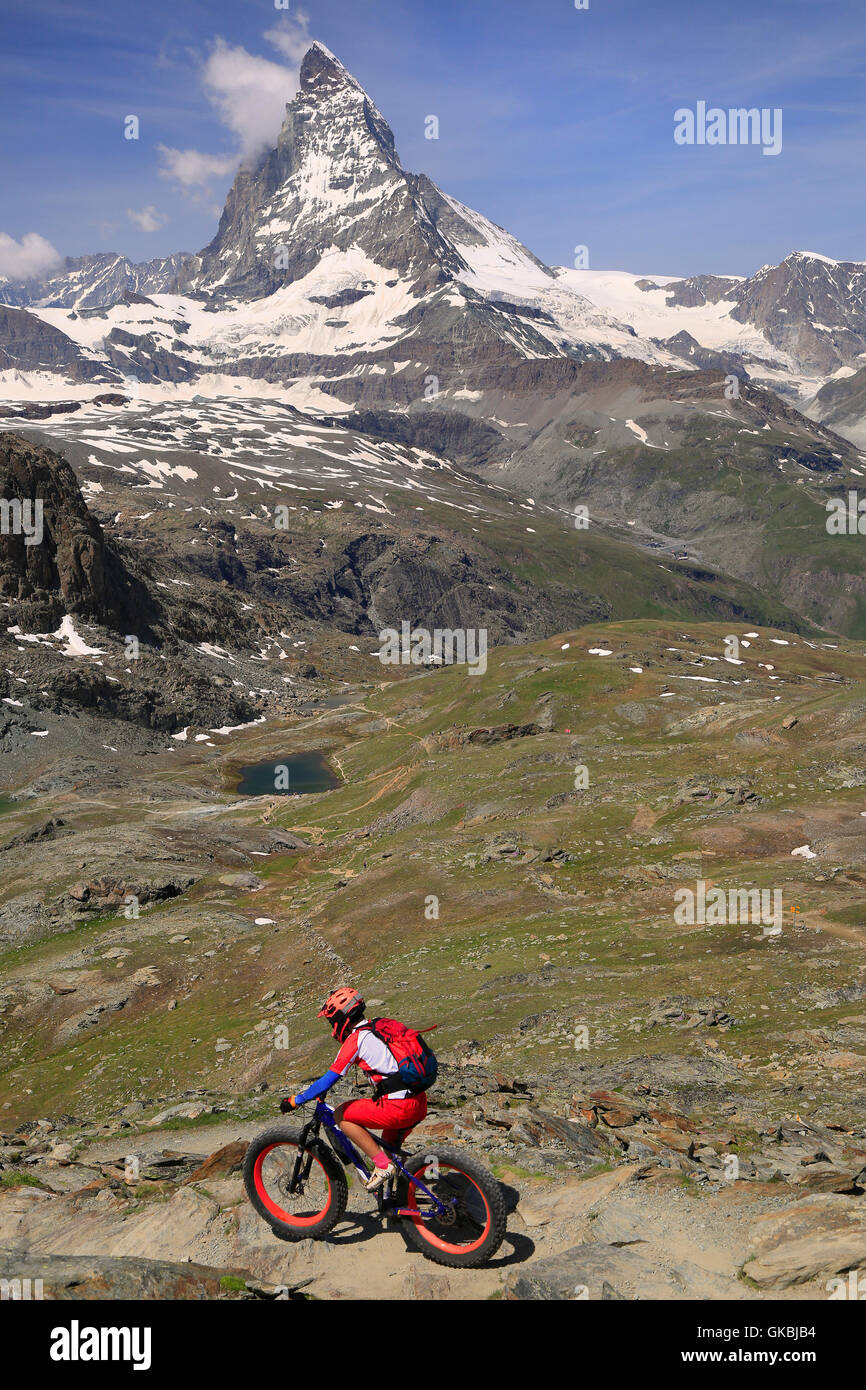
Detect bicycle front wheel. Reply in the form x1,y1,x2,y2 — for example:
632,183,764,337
244,1126,348,1241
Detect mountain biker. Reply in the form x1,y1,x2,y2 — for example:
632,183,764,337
280,987,429,1193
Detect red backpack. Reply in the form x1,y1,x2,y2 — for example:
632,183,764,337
361,1018,438,1096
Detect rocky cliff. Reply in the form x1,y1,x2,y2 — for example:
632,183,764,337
0,432,148,631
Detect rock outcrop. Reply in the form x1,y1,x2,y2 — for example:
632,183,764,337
0,305,113,381
0,432,151,631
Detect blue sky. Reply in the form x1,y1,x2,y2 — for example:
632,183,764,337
1,0,865,278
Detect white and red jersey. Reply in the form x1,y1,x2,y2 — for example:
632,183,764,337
332,1021,408,1099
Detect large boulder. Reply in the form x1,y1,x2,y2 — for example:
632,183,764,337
504,1242,680,1300
0,1250,260,1299
743,1194,866,1289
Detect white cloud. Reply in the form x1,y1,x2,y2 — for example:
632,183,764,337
0,231,62,281
201,36,299,158
159,15,313,195
157,146,238,192
264,11,313,66
126,205,168,233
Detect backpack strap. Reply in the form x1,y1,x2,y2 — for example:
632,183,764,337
355,1020,401,1095
374,1073,418,1099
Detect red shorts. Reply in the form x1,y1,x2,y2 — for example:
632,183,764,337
339,1093,428,1147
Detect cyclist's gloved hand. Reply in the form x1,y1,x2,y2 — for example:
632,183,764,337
280,1095,299,1114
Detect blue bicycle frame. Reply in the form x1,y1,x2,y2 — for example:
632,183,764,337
292,1098,451,1219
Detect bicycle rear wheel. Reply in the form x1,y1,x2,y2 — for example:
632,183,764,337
244,1126,348,1241
400,1148,506,1267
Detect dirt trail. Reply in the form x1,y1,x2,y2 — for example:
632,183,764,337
319,764,413,820
801,914,866,945
63,1123,505,1299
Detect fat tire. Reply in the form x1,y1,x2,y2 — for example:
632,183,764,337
400,1147,507,1268
244,1125,348,1241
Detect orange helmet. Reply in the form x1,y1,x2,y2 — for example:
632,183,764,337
318,986,365,1041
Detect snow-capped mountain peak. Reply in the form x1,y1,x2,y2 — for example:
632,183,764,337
186,41,471,302
4,46,866,441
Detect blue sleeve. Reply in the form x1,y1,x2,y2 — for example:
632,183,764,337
294,1069,340,1106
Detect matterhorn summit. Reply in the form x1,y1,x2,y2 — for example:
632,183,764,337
186,42,541,304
